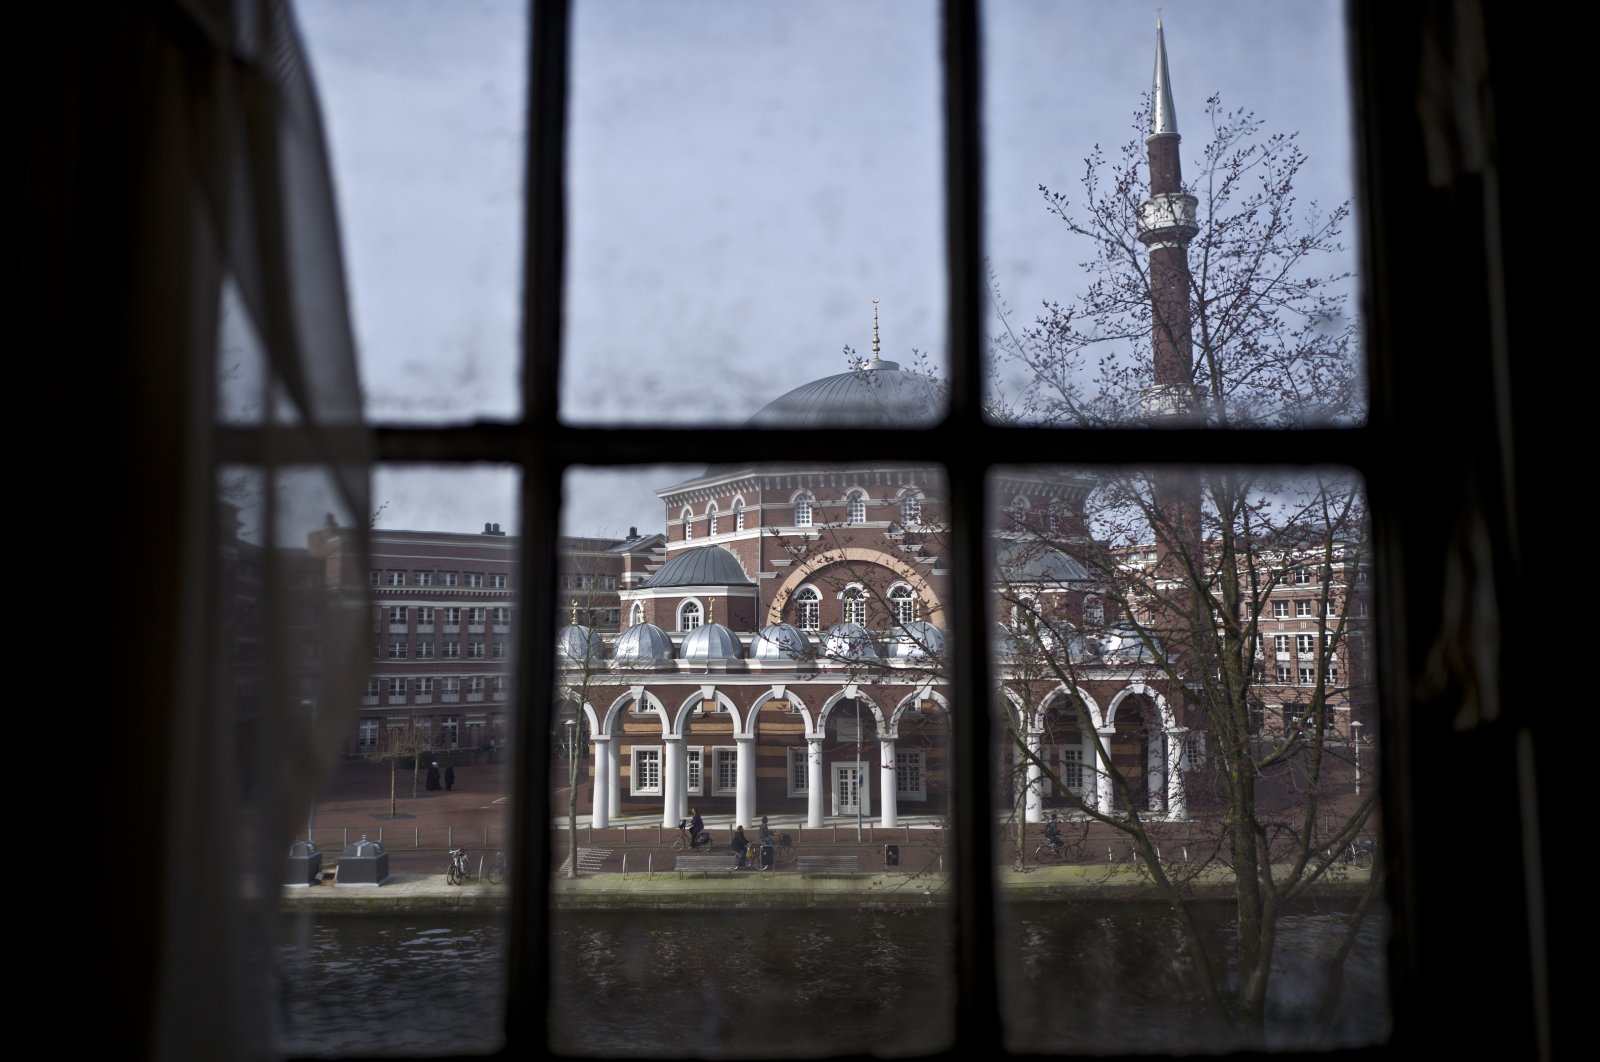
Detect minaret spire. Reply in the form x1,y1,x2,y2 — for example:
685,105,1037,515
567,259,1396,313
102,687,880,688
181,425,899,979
871,298,881,367
1150,16,1179,140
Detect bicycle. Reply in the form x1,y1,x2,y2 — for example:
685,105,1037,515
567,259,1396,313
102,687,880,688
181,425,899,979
1032,836,1085,864
760,831,796,866
446,847,469,886
486,850,507,884
670,822,712,852
1334,837,1375,871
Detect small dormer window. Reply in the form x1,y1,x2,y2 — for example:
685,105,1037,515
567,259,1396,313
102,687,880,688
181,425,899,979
795,493,814,527
734,500,745,532
707,503,718,536
900,492,922,526
679,600,703,631
682,507,694,540
847,490,867,525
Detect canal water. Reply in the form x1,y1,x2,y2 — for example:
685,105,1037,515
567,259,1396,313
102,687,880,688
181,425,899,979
276,902,1388,1056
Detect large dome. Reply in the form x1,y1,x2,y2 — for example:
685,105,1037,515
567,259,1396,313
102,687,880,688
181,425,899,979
643,545,752,588
748,361,943,428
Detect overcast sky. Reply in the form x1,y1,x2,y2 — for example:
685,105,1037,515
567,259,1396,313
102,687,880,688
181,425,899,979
289,0,1354,539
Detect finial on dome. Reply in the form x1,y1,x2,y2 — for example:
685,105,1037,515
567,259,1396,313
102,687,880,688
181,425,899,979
708,598,716,623
570,598,578,624
871,298,881,366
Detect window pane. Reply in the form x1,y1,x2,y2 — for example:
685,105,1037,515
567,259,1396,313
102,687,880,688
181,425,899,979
990,465,1387,1052
982,3,1361,427
563,3,947,425
297,2,527,423
551,465,955,1056
274,466,519,1057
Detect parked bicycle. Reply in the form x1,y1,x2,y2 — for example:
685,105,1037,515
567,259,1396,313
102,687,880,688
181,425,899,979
1332,837,1376,871
486,850,507,884
446,847,470,886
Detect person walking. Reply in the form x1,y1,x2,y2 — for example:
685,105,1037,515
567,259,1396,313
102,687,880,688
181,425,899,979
425,761,441,791
444,764,456,792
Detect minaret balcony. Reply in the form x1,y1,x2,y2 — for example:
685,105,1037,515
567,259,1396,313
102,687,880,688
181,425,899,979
1137,192,1199,246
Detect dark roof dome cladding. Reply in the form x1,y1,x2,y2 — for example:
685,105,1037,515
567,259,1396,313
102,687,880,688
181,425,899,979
748,361,943,428
644,545,752,588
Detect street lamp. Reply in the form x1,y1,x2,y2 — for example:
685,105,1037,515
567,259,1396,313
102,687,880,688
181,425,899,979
1351,719,1364,796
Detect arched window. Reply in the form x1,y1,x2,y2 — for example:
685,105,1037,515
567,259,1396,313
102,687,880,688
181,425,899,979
889,583,916,625
795,585,821,631
678,599,703,631
1044,501,1060,535
682,507,694,540
707,503,718,536
1010,495,1030,530
733,499,745,532
900,491,922,526
1084,595,1104,626
629,602,645,627
794,492,814,527
846,489,867,524
841,585,866,626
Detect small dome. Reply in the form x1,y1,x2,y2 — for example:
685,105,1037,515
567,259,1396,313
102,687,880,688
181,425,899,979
886,620,946,660
680,622,745,661
612,622,676,662
751,623,813,661
1096,624,1160,664
556,624,605,663
644,546,752,588
748,361,943,428
821,621,879,661
994,541,1092,583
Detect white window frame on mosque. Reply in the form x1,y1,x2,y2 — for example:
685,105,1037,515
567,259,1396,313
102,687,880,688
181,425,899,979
895,749,926,800
846,489,867,525
795,585,821,631
678,598,703,631
629,602,645,627
889,582,915,625
713,747,738,795
793,491,814,527
685,746,703,796
899,490,922,526
1061,747,1085,793
787,748,809,797
630,746,662,796
707,503,719,536
733,498,746,531
841,583,867,626
681,507,694,540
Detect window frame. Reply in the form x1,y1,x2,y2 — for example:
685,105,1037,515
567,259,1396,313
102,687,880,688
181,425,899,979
271,5,1549,1059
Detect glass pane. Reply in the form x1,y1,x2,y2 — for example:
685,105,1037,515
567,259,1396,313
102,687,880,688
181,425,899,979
989,464,1387,1052
297,2,527,423
564,4,947,425
274,465,520,1057
982,3,1361,426
550,465,955,1056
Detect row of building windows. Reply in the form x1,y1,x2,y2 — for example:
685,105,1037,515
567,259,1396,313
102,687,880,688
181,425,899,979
365,676,507,698
630,746,927,800
371,570,509,589
377,606,511,626
559,573,617,590
681,491,926,538
375,639,508,660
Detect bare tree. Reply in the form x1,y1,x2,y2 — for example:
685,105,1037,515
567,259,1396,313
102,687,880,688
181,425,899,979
365,713,432,820
988,94,1376,1045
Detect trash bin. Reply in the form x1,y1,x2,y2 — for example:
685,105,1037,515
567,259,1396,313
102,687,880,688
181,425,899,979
759,843,775,871
884,844,900,867
284,840,321,887
337,835,390,886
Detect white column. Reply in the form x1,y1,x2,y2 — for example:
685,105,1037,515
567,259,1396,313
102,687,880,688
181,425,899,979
1095,727,1117,816
591,735,611,828
879,737,898,828
1147,733,1166,812
806,737,825,827
735,734,756,830
604,738,620,823
1025,728,1044,823
662,735,683,827
1165,727,1188,821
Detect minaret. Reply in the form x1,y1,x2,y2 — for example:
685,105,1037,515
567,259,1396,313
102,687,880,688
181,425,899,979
1136,17,1199,418
1137,19,1203,613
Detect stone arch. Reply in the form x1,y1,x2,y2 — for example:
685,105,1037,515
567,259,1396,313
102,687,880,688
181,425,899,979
1106,682,1175,730
817,686,884,737
672,686,742,736
1036,686,1106,731
599,687,668,737
747,687,811,736
766,547,945,626
889,687,949,735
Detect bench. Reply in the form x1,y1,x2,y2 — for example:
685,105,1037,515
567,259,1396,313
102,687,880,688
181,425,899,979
676,853,737,878
797,854,859,876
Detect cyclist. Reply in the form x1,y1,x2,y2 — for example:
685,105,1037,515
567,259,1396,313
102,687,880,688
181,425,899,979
1044,813,1064,852
688,808,706,849
731,824,748,869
